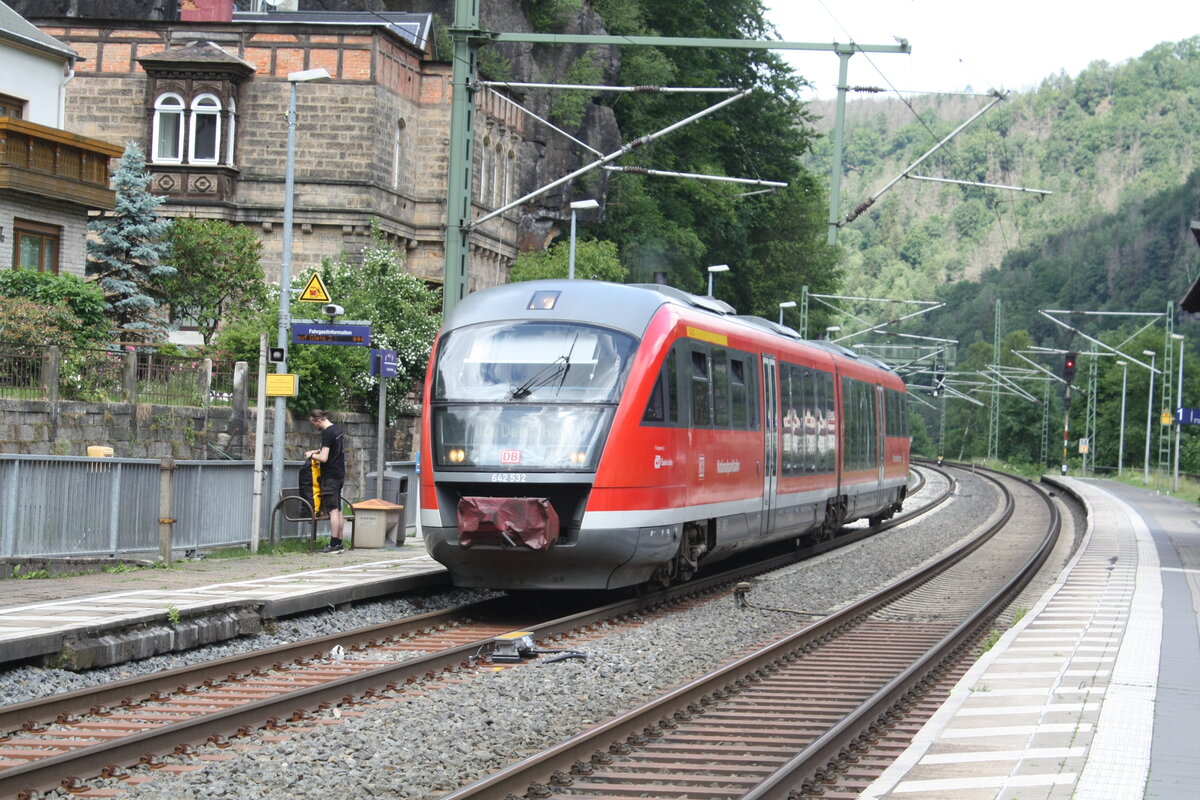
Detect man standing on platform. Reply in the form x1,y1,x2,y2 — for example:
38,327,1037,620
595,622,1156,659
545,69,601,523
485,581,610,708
305,409,347,553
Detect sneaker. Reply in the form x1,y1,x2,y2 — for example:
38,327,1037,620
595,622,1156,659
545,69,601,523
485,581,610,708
319,542,344,554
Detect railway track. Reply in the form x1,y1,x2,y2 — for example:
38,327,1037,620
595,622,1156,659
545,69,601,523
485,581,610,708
442,465,1060,799
0,465,954,799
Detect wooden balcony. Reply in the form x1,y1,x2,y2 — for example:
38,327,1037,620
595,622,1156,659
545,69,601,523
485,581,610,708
0,117,123,210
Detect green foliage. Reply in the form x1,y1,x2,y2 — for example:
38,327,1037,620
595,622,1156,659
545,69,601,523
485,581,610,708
86,141,174,341
212,228,441,421
520,0,583,31
587,0,835,320
549,50,604,128
509,239,628,283
0,271,107,344
162,218,266,346
0,297,87,349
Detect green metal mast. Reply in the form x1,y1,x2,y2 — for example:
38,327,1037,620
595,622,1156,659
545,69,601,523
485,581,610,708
1085,356,1097,476
1159,304,1174,473
987,298,1001,460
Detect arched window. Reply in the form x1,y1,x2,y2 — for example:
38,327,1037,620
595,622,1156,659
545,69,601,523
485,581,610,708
225,97,237,166
492,143,502,207
189,94,221,164
479,136,491,202
151,93,184,163
392,118,406,190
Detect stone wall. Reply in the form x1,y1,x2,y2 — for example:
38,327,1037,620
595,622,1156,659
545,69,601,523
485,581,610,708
0,194,92,278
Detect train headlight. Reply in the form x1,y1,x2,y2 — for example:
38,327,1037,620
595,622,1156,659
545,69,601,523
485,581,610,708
448,447,467,463
569,451,588,465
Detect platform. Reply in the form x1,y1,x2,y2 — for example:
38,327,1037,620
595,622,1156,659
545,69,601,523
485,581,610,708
863,476,1200,799
0,538,447,669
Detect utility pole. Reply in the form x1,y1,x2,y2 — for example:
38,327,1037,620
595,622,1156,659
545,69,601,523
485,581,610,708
1084,357,1097,476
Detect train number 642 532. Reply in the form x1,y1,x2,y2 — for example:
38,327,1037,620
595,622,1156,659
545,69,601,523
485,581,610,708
490,473,528,483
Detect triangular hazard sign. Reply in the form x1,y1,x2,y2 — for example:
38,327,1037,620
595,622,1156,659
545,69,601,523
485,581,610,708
298,273,331,303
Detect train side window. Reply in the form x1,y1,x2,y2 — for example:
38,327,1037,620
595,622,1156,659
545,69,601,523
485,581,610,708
712,348,730,427
667,347,679,423
730,358,747,428
690,348,711,426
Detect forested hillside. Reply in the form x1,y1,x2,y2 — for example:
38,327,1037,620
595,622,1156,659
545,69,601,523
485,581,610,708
806,37,1200,348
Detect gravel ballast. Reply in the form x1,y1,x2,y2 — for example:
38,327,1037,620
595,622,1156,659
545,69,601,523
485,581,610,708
16,469,1029,800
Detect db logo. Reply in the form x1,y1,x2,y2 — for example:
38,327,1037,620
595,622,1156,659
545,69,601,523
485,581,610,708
500,449,521,464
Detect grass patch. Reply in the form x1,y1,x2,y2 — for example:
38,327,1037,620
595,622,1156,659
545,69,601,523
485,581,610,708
256,538,325,556
203,546,253,560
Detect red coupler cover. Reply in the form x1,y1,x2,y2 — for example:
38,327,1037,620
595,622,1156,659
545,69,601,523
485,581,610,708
457,497,560,550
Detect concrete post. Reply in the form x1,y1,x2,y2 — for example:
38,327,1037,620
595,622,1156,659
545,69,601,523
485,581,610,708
158,457,175,564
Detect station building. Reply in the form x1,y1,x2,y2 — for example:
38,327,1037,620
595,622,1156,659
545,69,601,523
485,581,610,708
20,0,531,292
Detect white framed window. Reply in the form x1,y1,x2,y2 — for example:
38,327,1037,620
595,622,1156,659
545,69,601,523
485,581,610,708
188,93,221,164
151,92,184,163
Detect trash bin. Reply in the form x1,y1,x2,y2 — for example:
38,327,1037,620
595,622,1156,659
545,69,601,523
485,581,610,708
366,470,409,538
350,499,404,548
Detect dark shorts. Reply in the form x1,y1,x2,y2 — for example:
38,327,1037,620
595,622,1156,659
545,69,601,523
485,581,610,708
319,478,344,515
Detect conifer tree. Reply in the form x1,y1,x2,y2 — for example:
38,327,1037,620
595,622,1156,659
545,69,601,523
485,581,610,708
86,142,175,341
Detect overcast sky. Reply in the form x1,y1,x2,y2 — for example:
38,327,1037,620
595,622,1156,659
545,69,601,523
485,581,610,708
764,0,1195,100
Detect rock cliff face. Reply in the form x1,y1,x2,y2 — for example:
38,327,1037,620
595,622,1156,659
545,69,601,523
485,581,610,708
402,0,623,252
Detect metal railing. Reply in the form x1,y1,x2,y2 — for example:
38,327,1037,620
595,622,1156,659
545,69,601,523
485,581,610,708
0,342,254,406
0,454,420,560
0,455,300,558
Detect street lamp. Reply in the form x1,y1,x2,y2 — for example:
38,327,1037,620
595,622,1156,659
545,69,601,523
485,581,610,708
567,199,599,280
1172,333,1184,492
778,300,796,325
270,67,332,537
1116,360,1127,476
707,264,729,297
1143,349,1156,486
826,325,841,340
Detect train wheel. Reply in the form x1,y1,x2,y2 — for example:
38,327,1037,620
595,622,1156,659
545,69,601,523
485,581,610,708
816,499,844,543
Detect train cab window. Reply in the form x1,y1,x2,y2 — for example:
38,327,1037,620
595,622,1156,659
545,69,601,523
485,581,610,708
691,349,711,426
643,347,680,425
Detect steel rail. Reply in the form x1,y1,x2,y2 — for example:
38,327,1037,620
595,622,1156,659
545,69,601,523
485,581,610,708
1,466,950,798
440,466,1021,800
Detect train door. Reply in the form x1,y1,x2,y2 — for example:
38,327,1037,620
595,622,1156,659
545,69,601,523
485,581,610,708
760,355,779,535
875,384,886,496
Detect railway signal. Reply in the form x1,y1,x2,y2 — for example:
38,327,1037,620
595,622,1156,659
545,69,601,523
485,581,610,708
1063,352,1078,384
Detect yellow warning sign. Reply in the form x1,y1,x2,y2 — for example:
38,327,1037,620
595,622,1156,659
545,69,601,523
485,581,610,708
1161,410,1174,425
266,374,299,397
298,273,331,303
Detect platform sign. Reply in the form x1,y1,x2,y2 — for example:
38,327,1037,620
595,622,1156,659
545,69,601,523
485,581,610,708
266,373,299,397
292,322,372,346
1176,407,1200,425
370,349,398,377
1078,437,1089,455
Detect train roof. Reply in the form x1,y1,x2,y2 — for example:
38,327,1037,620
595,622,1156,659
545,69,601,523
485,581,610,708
446,280,895,374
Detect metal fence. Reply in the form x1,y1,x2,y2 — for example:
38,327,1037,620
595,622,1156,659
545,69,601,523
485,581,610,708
0,454,419,559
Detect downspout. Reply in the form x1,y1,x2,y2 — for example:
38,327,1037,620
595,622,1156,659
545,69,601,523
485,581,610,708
59,58,76,129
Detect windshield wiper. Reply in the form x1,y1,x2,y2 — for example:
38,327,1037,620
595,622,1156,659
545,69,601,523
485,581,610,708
510,355,569,399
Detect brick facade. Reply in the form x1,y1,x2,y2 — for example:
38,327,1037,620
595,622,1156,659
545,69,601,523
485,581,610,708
0,193,90,278
39,17,528,289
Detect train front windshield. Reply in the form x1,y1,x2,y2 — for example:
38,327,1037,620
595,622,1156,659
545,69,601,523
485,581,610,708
431,321,637,471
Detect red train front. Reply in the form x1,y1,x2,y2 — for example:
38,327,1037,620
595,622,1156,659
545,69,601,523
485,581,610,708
419,280,909,590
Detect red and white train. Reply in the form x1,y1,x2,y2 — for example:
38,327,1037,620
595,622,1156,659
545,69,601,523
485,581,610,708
419,280,910,590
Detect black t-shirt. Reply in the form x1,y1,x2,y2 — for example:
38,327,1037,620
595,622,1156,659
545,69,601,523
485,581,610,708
320,423,346,481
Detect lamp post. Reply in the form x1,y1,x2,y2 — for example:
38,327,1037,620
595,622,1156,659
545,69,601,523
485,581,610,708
1143,349,1156,486
778,300,796,325
1172,333,1184,492
567,199,599,280
706,264,729,297
1116,360,1127,476
270,67,331,535
825,325,841,340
